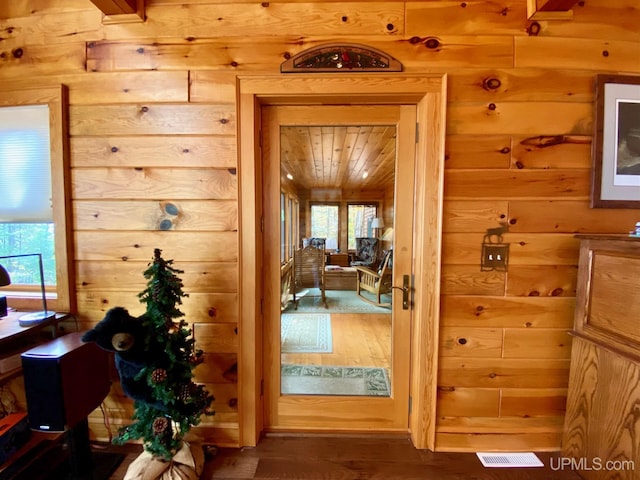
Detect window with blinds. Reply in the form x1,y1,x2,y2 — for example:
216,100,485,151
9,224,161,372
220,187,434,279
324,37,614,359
0,104,56,286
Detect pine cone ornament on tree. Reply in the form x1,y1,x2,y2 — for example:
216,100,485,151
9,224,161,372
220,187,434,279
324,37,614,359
178,384,191,402
151,368,167,383
152,416,169,435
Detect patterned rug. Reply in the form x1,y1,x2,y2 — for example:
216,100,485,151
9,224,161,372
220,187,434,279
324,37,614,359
281,364,391,396
284,288,392,314
281,313,332,353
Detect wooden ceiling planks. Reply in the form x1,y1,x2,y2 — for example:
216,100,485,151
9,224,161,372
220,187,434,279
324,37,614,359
280,125,396,193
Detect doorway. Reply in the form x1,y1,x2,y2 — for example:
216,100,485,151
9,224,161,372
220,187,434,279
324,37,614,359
237,75,446,449
263,105,415,431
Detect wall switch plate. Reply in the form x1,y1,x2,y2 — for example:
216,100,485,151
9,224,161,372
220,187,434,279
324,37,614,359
481,244,509,271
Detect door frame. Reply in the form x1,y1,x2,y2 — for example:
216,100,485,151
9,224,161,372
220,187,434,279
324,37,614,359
237,74,446,450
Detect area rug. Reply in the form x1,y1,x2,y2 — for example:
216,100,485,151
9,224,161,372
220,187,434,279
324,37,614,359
281,364,390,396
284,288,392,314
281,313,332,353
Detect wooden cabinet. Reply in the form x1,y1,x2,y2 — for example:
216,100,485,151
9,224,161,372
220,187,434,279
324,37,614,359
562,235,640,480
325,253,351,267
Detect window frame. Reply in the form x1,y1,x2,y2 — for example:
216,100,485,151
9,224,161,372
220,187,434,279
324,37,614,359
0,86,75,314
309,202,340,251
347,202,379,251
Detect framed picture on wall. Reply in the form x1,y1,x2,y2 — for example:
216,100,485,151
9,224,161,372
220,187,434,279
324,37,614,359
591,74,640,208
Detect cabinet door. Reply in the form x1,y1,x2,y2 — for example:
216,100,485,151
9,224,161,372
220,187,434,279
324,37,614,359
563,337,640,480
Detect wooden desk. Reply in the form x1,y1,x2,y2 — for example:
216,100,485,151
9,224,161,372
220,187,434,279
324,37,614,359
0,311,69,384
0,312,71,477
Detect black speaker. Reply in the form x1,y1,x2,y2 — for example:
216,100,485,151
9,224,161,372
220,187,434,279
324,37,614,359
21,332,111,432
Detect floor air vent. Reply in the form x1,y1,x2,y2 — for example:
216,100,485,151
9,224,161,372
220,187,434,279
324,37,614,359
476,452,544,468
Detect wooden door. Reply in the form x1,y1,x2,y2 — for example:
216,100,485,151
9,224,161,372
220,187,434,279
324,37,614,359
262,104,416,432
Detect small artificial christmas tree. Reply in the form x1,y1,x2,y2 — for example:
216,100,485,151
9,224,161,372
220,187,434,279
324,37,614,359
114,248,214,461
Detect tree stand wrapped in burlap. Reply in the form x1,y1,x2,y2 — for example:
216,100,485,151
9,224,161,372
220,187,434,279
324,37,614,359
124,439,204,480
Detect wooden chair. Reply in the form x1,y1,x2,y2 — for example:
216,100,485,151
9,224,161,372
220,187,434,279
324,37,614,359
354,249,393,307
280,257,295,311
293,238,327,308
350,237,379,268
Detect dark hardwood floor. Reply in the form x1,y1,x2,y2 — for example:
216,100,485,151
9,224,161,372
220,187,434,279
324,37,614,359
108,434,585,479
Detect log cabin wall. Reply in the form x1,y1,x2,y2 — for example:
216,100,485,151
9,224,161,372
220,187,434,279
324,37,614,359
1,0,640,451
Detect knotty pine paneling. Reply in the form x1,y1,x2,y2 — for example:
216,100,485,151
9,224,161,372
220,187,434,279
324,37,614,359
86,36,515,73
502,328,572,359
0,0,91,17
445,169,590,199
501,388,568,417
0,43,86,78
200,383,239,423
440,296,575,329
440,265,505,296
0,9,102,48
506,265,578,297
437,387,500,417
544,0,640,43
437,416,565,434
74,231,238,262
445,135,511,169
439,358,570,388
446,69,595,103
76,291,238,323
195,353,238,384
442,200,508,232
439,327,503,358
2,0,640,453
69,104,235,136
189,71,238,104
510,135,591,169
406,1,528,37
435,432,563,453
508,200,640,233
74,200,238,231
447,102,592,136
76,261,238,293
102,3,405,39
442,233,579,265
71,135,236,168
67,71,189,104
515,36,640,72
194,323,239,355
72,168,237,200
0,72,189,104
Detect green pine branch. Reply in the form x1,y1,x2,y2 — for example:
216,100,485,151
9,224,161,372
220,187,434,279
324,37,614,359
115,248,215,461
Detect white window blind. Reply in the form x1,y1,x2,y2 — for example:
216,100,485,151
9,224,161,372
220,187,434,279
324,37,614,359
0,105,52,222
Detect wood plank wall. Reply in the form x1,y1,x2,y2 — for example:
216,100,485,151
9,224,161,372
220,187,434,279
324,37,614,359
1,0,640,452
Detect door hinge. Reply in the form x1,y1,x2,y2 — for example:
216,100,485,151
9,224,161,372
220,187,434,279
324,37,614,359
260,378,264,396
409,395,412,414
415,123,419,143
260,215,264,233
260,297,264,315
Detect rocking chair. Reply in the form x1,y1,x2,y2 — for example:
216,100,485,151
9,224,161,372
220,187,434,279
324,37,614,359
293,237,327,308
354,249,393,307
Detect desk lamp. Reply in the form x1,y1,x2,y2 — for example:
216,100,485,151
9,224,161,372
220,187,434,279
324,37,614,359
0,254,56,326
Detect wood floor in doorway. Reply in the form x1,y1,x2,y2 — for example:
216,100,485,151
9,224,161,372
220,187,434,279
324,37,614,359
109,434,583,479
280,312,391,368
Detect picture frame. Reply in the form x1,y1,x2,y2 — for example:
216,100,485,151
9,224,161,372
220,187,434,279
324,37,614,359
591,74,640,208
